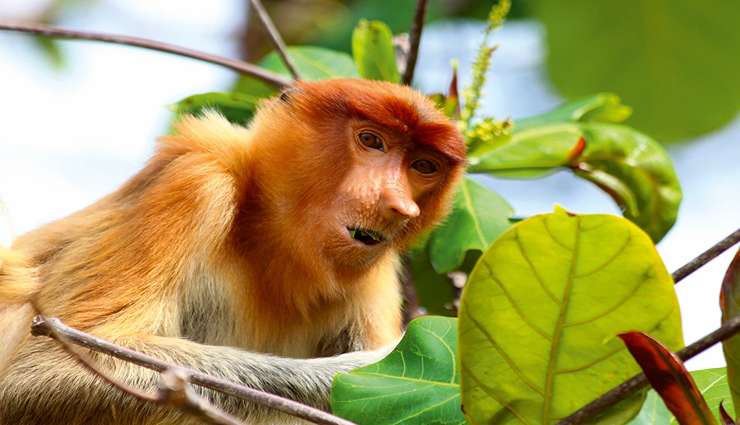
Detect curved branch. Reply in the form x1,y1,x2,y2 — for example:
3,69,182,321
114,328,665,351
0,21,291,88
401,0,428,85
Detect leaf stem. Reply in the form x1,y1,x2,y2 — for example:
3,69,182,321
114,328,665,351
401,0,428,85
673,228,740,283
247,0,301,80
0,20,291,88
557,314,740,425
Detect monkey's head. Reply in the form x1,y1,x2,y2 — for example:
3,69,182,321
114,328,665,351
247,79,465,277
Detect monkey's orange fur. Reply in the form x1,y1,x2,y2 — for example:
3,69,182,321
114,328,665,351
0,79,465,424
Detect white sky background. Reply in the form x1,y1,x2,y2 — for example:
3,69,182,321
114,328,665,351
0,0,738,369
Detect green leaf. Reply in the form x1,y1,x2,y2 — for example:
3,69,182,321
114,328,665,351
515,93,632,132
629,368,734,424
172,92,260,125
533,0,740,142
720,249,740,418
427,176,513,274
351,20,400,82
469,122,682,242
459,207,683,424
408,245,457,316
234,46,359,97
332,316,465,425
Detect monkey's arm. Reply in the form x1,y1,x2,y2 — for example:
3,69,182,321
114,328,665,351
0,325,387,424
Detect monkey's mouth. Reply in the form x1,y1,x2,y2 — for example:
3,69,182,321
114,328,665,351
347,227,386,246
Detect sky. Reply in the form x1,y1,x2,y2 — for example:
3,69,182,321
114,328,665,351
0,0,738,369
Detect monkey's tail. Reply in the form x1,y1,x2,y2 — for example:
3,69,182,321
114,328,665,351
0,247,40,305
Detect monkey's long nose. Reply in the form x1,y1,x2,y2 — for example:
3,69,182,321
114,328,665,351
381,186,420,220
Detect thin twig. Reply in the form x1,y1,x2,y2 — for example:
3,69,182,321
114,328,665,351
31,316,355,425
247,0,300,80
557,314,740,425
159,369,246,425
673,228,740,283
401,0,428,85
0,21,290,88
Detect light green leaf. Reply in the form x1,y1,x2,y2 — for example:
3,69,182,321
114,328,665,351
629,368,734,424
469,123,682,242
427,176,513,274
351,20,400,82
332,316,465,425
172,92,260,125
515,93,632,132
533,0,740,142
459,207,683,424
234,46,359,97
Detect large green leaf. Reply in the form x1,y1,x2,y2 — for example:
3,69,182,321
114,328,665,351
234,46,359,98
331,316,464,425
720,249,740,418
172,91,260,125
469,122,682,242
629,368,734,424
351,20,400,82
533,0,740,142
427,176,513,274
458,207,683,424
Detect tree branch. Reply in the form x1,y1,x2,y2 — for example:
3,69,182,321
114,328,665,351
247,0,301,80
401,0,428,85
0,21,291,88
557,313,740,424
673,228,740,283
31,315,356,425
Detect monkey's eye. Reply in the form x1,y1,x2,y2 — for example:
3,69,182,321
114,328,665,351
358,131,385,152
411,159,438,175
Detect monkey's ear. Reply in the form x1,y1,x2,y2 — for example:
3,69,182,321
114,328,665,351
279,87,298,103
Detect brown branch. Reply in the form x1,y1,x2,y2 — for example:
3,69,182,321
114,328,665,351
557,314,740,425
247,0,300,80
158,369,246,425
673,228,740,283
401,0,428,85
31,315,356,425
33,314,243,425
0,21,291,88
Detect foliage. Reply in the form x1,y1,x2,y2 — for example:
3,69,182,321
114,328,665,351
532,0,740,142
332,316,464,424
458,209,682,424
720,250,740,417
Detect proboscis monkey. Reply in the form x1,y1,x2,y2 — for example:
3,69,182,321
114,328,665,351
0,79,466,424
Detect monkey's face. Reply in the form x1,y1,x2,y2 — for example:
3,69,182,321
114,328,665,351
249,79,466,275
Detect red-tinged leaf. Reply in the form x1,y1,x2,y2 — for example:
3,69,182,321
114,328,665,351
567,136,587,162
721,249,740,421
447,65,461,120
720,401,735,425
619,331,719,425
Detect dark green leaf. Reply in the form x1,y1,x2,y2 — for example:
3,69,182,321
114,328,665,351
620,332,717,425
332,316,465,425
172,92,260,125
469,123,682,242
408,245,457,316
427,176,513,273
459,207,684,424
533,0,740,142
351,20,400,82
